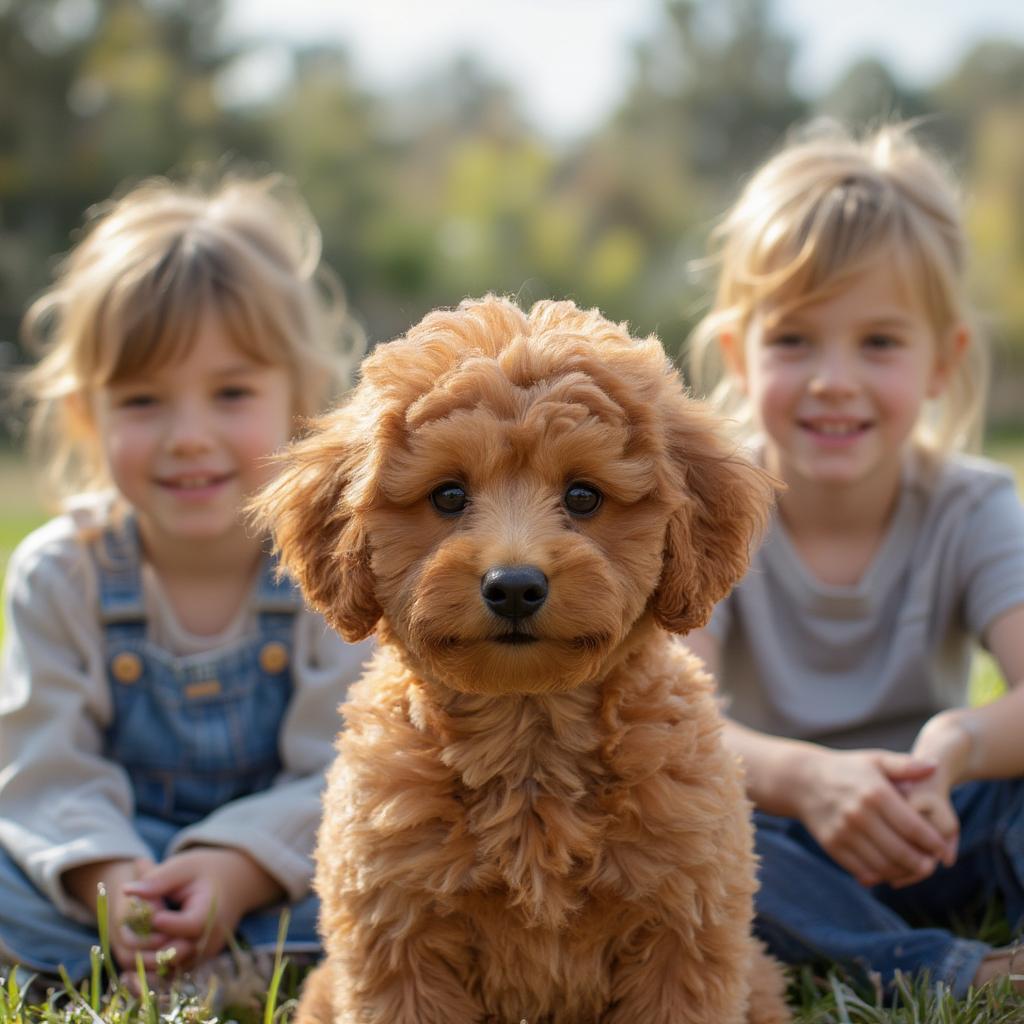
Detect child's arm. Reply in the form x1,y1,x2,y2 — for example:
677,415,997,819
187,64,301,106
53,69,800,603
910,603,1024,794
685,626,950,888
916,604,1024,776
904,472,1024,860
0,525,154,916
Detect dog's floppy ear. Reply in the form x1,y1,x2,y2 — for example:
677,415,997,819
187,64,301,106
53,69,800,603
251,405,381,642
652,399,777,634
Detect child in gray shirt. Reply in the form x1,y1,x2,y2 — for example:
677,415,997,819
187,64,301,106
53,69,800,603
684,122,1024,997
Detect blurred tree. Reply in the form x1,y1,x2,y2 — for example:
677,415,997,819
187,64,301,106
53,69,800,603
816,58,929,126
0,0,98,347
636,0,804,179
357,56,561,341
0,0,233,357
559,0,807,353
960,101,1024,422
936,41,1024,113
969,105,1024,330
932,42,1024,362
257,46,387,321
78,0,229,177
917,41,1024,167
2,0,1024,438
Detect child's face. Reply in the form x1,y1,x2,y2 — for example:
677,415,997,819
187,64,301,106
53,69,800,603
734,262,953,491
92,317,293,549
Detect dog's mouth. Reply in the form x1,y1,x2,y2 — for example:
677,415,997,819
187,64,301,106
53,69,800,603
492,629,539,646
427,631,539,650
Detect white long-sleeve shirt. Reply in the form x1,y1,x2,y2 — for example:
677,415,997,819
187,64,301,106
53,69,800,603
0,499,372,923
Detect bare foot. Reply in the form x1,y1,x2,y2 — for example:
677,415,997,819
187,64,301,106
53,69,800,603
973,945,1024,992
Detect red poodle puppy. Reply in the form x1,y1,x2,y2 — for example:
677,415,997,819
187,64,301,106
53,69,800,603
254,296,790,1023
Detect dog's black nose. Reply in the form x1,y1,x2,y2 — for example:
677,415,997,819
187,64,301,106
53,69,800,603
481,566,548,620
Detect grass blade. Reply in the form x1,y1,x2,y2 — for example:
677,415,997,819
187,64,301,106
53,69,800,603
263,909,291,1024
88,946,101,1011
134,953,154,1024
56,966,106,1024
95,884,117,991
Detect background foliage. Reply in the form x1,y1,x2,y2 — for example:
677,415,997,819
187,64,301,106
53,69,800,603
2,0,1024,430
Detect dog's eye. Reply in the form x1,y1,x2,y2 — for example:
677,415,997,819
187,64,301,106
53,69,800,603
564,482,602,517
430,482,468,515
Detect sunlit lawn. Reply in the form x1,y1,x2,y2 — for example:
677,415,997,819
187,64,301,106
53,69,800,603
0,453,46,640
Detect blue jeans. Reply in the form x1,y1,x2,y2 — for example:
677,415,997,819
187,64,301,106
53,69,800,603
0,814,319,981
754,779,1024,997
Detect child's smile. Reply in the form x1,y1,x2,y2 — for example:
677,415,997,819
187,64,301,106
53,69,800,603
154,470,236,501
797,416,874,444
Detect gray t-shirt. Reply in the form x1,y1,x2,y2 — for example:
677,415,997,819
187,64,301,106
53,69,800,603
708,451,1024,752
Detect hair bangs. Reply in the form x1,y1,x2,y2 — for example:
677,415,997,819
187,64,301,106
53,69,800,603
742,177,907,326
96,229,295,386
97,250,208,386
207,249,305,371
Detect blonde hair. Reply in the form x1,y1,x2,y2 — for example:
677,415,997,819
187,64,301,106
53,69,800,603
688,121,988,452
18,172,363,502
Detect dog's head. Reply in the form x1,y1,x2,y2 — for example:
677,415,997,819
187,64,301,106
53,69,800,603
253,296,774,694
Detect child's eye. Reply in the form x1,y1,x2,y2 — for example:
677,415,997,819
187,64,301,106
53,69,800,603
217,386,254,401
767,332,807,349
119,394,157,409
864,333,901,350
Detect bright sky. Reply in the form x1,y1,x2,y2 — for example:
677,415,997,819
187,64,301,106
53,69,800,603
220,0,1024,139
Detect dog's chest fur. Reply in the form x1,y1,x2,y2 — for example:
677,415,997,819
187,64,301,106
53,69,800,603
323,640,747,1018
433,679,610,927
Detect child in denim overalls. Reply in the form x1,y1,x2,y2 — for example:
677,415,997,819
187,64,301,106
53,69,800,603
0,173,371,983
682,122,1024,996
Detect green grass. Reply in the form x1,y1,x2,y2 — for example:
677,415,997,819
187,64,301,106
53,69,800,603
790,973,1023,1023
0,514,47,572
0,455,47,641
0,948,310,1024
787,897,1024,1021
2,956,1022,1024
0,905,309,1024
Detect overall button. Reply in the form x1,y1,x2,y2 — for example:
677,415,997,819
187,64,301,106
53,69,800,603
111,651,143,684
259,641,289,674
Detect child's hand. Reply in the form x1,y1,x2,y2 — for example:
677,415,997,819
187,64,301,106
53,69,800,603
893,774,959,885
797,748,951,888
893,710,974,885
64,857,181,973
124,847,284,970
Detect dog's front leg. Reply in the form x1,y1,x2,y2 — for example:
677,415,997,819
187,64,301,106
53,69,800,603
603,921,752,1024
293,963,335,1024
310,909,484,1024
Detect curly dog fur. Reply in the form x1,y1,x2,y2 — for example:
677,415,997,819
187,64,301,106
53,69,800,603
254,296,791,1023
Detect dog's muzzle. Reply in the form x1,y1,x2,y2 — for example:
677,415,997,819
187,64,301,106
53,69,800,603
480,565,548,620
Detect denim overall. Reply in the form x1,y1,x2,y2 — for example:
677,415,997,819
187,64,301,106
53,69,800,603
0,519,320,980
